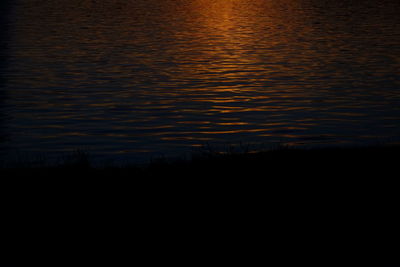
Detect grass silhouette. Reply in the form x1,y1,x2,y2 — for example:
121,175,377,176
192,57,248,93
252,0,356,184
1,143,398,178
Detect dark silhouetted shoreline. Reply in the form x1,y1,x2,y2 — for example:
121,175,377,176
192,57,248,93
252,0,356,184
1,144,399,267
1,143,399,178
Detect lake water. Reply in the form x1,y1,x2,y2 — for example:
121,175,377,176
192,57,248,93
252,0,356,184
1,0,400,163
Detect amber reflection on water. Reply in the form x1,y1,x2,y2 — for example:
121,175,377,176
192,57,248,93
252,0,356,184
1,0,400,161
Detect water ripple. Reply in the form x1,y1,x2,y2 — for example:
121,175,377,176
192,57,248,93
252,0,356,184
1,0,400,162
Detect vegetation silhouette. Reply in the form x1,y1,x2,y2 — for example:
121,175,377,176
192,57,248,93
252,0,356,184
1,144,398,178
1,146,398,267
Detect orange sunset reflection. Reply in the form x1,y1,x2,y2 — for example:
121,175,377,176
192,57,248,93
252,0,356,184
175,0,267,80
5,0,399,158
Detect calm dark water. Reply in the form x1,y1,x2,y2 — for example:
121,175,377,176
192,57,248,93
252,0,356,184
1,0,400,163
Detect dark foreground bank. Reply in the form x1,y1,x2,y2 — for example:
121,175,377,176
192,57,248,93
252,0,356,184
1,145,399,267
1,144,399,178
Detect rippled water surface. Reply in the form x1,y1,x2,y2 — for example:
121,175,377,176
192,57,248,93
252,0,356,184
1,0,400,162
